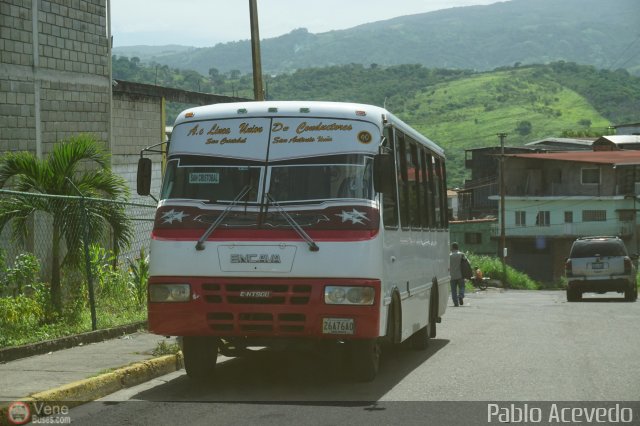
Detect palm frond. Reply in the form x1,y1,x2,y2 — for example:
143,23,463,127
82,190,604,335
0,196,39,244
0,151,50,191
88,199,134,250
76,169,130,200
49,134,109,187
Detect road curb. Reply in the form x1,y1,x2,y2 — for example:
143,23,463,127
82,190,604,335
0,352,183,425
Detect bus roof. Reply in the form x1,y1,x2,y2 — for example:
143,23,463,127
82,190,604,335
174,101,444,158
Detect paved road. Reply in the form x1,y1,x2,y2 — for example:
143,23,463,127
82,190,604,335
68,289,640,425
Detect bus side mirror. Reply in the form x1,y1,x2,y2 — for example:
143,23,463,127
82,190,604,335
373,153,394,194
137,157,152,196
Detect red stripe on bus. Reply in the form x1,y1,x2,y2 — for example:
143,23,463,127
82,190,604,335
151,228,379,241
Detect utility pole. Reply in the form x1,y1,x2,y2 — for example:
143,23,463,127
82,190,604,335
498,132,508,288
248,0,264,101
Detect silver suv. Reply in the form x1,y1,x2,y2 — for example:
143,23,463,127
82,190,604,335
565,236,638,302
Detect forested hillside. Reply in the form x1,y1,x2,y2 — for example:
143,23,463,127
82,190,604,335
113,0,640,76
113,58,640,186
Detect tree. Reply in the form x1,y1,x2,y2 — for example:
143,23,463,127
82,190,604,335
208,67,224,87
516,120,533,136
0,134,133,314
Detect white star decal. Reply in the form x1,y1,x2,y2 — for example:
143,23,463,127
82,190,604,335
336,209,369,225
162,209,189,224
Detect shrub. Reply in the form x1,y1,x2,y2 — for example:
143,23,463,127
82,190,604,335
127,247,149,307
0,252,42,297
468,254,540,290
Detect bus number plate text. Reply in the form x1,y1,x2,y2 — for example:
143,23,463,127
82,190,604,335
322,318,354,335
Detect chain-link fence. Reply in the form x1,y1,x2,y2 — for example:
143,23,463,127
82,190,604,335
0,189,156,336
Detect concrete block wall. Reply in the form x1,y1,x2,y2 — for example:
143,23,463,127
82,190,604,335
0,0,113,273
1,1,241,271
112,91,164,203
0,0,110,157
0,0,37,153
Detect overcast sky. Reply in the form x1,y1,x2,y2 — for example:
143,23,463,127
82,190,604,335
110,0,504,47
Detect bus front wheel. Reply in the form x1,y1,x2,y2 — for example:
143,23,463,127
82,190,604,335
182,336,219,380
349,339,381,382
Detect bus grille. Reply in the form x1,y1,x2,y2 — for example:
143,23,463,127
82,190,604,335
202,283,312,305
202,283,311,334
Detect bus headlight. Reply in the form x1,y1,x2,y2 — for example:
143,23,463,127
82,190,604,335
324,286,375,305
149,284,191,302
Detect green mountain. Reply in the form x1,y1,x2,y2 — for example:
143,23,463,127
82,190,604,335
113,0,640,76
113,59,640,187
404,66,612,186
263,62,638,186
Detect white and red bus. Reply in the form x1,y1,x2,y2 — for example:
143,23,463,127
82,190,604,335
137,101,450,381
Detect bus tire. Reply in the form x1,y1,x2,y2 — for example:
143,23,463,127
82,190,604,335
429,281,439,338
183,336,219,380
349,339,381,382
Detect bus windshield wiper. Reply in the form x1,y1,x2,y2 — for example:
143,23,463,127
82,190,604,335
195,185,252,251
265,193,319,252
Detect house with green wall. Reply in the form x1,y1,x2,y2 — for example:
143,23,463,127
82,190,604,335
449,218,498,256
489,149,640,283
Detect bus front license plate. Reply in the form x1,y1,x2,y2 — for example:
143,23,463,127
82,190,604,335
323,318,354,335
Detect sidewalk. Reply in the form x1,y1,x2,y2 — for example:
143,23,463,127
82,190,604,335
0,331,181,403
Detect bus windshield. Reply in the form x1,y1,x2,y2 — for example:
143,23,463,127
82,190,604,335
160,154,374,205
267,154,374,203
161,158,262,203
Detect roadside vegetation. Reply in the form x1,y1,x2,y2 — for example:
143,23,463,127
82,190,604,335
467,254,540,290
0,246,148,348
0,134,133,315
467,253,640,291
0,135,147,349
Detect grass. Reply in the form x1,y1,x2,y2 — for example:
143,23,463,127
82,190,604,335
402,68,610,186
0,247,148,349
465,255,640,291
467,254,540,290
0,303,147,348
152,340,181,356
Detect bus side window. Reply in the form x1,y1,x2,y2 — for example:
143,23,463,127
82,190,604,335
419,148,430,229
424,152,436,228
382,127,398,229
433,157,443,228
397,132,409,230
439,160,449,228
409,142,421,230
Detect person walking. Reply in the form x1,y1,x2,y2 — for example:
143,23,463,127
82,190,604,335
449,242,465,306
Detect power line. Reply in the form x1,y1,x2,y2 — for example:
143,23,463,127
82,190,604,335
608,33,640,70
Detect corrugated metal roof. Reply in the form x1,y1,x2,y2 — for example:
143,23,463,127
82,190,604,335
597,135,640,145
505,150,640,166
525,137,594,147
